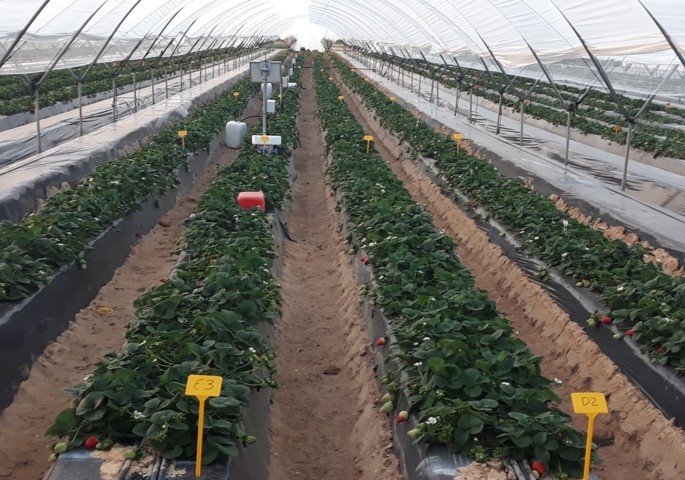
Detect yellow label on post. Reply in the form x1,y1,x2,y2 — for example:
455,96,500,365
453,133,463,141
233,91,240,97
571,392,607,480
186,374,223,478
178,130,188,148
390,96,396,103
186,374,222,397
613,124,622,133
571,392,608,415
328,76,333,81
338,95,344,102
364,135,374,154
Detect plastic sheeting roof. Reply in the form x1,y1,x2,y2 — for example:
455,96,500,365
0,0,287,75
1,0,684,85
310,0,685,68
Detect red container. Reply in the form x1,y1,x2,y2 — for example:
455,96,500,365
237,191,266,212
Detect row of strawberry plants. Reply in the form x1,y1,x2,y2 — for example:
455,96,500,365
0,48,256,116
314,58,586,477
373,54,685,159
0,72,270,302
332,54,685,374
46,64,301,464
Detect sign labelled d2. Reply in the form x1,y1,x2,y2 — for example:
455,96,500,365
571,392,608,415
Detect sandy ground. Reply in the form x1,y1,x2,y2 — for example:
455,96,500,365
268,60,400,480
334,67,685,480
0,99,262,480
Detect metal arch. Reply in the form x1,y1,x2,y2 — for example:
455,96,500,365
0,0,52,69
309,4,386,41
309,7,381,41
637,0,685,71
310,0,408,43
76,0,145,81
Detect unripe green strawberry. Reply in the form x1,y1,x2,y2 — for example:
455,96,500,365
48,453,58,463
53,443,68,454
123,449,137,460
380,401,394,414
407,428,422,438
381,393,392,403
245,436,257,445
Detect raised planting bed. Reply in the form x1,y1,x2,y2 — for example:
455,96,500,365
0,75,264,411
330,54,685,427
43,60,301,480
359,52,685,160
314,56,587,479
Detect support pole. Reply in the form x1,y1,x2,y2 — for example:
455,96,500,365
564,109,572,166
621,122,633,190
180,65,184,91
133,72,137,113
151,68,155,105
520,102,525,146
35,88,41,153
78,80,83,136
112,77,117,123
469,88,473,121
454,86,459,116
165,72,169,98
496,92,503,134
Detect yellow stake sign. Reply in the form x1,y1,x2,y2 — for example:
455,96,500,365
186,375,223,478
338,95,344,102
390,96,396,103
328,76,333,81
453,132,464,155
613,124,622,133
178,130,188,148
363,135,374,154
571,392,608,480
233,91,240,98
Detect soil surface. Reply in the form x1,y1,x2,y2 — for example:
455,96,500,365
268,59,400,480
0,98,262,480
334,66,685,480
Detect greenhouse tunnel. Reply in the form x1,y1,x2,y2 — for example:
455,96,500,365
1,1,685,480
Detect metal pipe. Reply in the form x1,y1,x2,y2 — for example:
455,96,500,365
564,110,572,166
469,87,473,121
35,88,41,153
78,80,83,136
520,101,525,146
132,72,138,113
496,92,503,134
112,77,117,122
621,122,633,190
151,68,155,105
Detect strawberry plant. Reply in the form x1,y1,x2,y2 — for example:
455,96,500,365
0,75,264,302
315,57,586,476
46,61,301,463
331,54,685,375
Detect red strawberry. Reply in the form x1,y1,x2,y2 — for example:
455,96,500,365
600,316,612,324
209,259,217,263
657,347,664,353
159,277,167,283
531,460,545,474
84,436,98,449
396,410,409,423
626,329,635,336
361,256,369,264
471,201,478,209
375,337,386,346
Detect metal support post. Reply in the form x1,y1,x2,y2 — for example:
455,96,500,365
621,122,633,190
78,80,84,136
133,72,137,113
469,88,473,121
496,92,503,134
35,88,41,153
520,102,525,146
564,109,572,166
112,77,117,122
151,68,155,105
